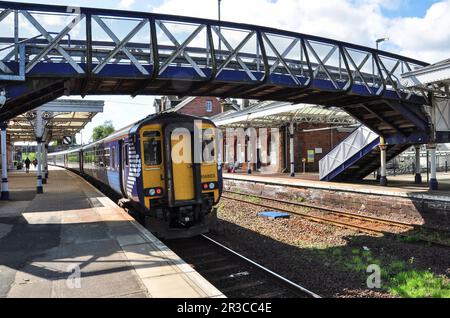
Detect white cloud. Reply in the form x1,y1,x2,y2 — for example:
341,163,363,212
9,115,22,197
118,0,135,9
389,0,450,62
151,0,450,63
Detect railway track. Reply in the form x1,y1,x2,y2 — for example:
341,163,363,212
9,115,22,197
222,191,450,247
164,234,321,299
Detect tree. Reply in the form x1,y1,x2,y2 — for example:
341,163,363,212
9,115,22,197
92,121,115,141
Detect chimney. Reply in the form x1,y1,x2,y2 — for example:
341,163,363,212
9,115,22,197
241,99,250,110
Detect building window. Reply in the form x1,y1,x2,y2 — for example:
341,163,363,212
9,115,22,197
206,100,213,113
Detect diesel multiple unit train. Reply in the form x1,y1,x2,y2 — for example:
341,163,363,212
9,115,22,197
49,113,223,238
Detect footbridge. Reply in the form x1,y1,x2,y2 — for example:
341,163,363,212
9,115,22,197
0,1,430,125
0,1,447,190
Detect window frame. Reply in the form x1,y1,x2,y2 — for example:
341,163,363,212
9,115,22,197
206,100,213,113
142,130,162,167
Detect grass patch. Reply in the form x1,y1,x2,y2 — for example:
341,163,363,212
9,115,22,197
389,271,450,298
397,229,450,247
320,247,450,298
246,196,262,204
294,196,305,203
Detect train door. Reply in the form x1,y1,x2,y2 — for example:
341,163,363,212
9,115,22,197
170,129,195,202
119,141,130,197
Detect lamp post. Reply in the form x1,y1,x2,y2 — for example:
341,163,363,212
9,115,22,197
376,37,389,50
218,0,222,55
373,37,389,87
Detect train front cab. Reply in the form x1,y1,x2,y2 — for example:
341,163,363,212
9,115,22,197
139,119,221,238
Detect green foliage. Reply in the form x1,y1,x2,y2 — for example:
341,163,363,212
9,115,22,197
389,271,450,298
92,120,115,141
325,247,450,298
22,152,36,161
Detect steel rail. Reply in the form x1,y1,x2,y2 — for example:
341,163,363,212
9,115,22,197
222,192,450,247
222,194,386,235
201,234,322,299
223,190,414,228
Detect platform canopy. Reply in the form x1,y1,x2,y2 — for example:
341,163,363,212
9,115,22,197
401,59,450,96
402,58,450,133
213,101,357,128
6,99,104,143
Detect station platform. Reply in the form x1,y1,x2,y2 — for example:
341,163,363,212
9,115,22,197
224,172,450,201
0,167,224,298
223,172,450,228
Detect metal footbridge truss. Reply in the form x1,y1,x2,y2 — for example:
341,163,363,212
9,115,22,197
0,1,442,182
0,1,430,125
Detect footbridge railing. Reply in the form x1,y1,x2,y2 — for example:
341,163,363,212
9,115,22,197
0,1,429,102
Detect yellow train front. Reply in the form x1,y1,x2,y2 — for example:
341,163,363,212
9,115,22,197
129,113,222,238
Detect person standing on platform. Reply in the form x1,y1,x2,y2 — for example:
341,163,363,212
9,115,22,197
24,157,31,173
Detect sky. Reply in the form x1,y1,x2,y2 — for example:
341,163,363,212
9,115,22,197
6,0,450,144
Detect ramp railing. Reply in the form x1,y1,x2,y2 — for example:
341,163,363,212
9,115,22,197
319,126,380,181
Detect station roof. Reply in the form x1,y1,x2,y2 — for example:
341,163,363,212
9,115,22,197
401,58,450,96
213,101,357,128
7,99,104,143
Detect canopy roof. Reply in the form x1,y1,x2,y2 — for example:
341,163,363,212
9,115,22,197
402,58,450,96
7,99,104,143
213,101,357,128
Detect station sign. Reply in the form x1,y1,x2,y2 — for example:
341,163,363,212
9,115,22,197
62,136,73,145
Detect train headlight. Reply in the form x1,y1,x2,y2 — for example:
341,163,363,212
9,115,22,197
202,182,217,191
149,189,156,196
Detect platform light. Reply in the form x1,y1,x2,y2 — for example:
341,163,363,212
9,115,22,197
376,37,389,50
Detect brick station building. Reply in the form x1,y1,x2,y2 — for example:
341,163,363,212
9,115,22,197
154,96,239,118
213,100,357,174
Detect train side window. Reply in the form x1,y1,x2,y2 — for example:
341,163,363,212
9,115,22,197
111,147,116,170
104,148,110,168
125,145,129,166
143,131,162,166
202,129,216,163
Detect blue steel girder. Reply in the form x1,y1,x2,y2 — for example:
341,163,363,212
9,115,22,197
0,1,430,121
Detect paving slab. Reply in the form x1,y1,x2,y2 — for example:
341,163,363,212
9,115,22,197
0,167,224,298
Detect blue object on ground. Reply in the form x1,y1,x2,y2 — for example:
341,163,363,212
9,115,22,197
258,211,290,219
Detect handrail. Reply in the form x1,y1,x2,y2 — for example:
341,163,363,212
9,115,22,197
319,126,379,180
0,1,429,67
0,34,41,52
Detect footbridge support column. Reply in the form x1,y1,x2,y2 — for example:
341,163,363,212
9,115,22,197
42,144,48,184
415,145,422,184
289,122,295,177
35,109,44,194
428,144,438,190
379,137,388,186
36,138,43,194
1,122,9,200
45,144,49,180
